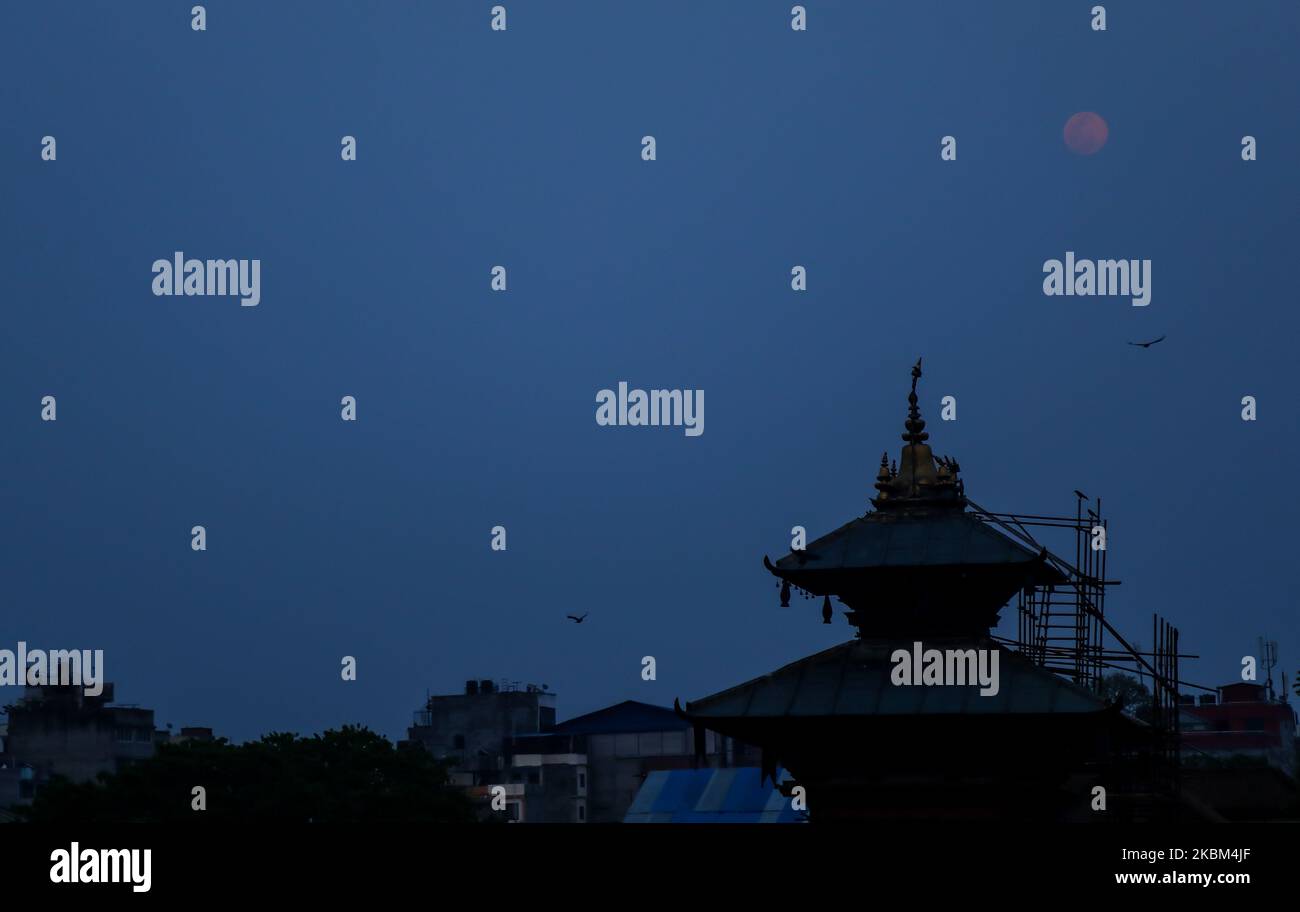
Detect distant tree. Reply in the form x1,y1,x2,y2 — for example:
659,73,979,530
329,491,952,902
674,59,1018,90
1098,673,1154,723
20,725,474,823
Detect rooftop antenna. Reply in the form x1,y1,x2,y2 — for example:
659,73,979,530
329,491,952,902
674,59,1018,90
1259,637,1278,701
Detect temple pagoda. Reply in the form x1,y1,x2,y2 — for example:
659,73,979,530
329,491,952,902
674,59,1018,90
763,358,1062,638
679,361,1195,822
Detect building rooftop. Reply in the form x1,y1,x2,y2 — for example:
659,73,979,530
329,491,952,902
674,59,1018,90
772,509,1063,575
550,700,689,735
762,361,1065,636
624,766,801,823
684,639,1115,720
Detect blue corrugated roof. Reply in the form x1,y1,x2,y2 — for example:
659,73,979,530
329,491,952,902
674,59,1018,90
625,767,803,823
647,767,712,813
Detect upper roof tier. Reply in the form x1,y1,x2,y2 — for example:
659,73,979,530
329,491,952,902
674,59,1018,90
764,360,1064,636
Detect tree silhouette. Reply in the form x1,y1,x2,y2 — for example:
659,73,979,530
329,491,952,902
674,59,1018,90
20,725,474,823
1098,672,1154,723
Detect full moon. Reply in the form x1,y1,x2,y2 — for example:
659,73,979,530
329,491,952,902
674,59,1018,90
1064,112,1108,155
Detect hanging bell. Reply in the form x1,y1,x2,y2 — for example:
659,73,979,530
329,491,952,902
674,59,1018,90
780,579,791,608
822,595,833,625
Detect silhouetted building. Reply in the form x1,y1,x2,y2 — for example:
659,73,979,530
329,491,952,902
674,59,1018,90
1182,682,1296,776
533,700,754,822
0,683,165,807
171,726,216,744
406,679,557,790
680,362,1199,822
1179,683,1299,819
406,682,749,821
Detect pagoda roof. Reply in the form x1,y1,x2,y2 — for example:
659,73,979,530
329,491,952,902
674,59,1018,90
764,360,1066,637
683,639,1109,720
770,509,1064,578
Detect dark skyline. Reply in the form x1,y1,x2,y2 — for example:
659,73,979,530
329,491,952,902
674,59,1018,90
2,1,1297,743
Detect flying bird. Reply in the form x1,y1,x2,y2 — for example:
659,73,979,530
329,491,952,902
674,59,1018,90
566,613,588,624
1128,335,1166,348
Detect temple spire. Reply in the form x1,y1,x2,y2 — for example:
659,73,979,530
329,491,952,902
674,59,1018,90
903,358,929,445
871,358,965,512
873,452,892,499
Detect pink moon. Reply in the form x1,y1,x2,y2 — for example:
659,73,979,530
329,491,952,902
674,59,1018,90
1064,112,1108,155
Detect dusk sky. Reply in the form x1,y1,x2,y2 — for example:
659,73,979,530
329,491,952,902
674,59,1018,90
2,1,1297,743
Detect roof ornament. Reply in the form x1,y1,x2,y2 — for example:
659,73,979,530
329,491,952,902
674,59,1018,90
869,358,966,512
873,452,892,501
902,357,929,446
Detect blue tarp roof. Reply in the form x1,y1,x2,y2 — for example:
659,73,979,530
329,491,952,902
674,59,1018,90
624,767,804,823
